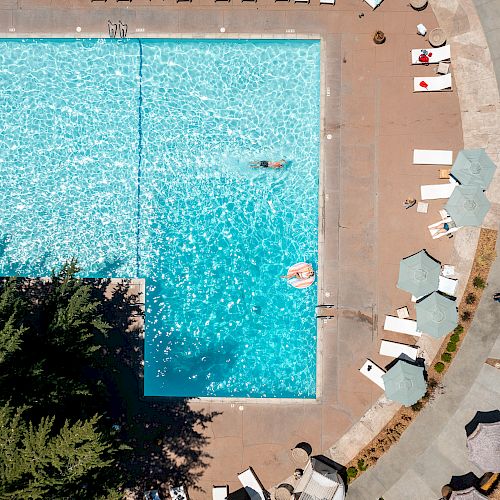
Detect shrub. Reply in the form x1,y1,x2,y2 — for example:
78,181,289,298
461,310,472,322
428,377,438,390
357,458,368,471
347,466,358,478
434,362,445,373
465,293,476,305
411,401,423,411
446,342,457,352
454,324,464,335
473,276,486,289
441,352,452,362
450,333,460,343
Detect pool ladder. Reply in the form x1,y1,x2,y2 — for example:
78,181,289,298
108,20,128,38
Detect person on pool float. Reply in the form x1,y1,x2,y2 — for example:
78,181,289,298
434,219,457,236
281,264,314,280
249,159,286,169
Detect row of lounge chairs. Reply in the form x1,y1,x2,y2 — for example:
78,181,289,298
412,44,452,92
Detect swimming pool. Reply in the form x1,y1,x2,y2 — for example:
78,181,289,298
0,39,320,398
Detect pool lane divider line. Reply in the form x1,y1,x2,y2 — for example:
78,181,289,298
135,39,143,278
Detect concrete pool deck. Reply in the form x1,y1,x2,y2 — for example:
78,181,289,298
2,0,499,497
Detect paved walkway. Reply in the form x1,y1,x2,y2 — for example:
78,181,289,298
348,237,500,499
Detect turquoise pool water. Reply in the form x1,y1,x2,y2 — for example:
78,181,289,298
0,39,320,398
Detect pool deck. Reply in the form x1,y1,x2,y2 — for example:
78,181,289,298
1,0,491,497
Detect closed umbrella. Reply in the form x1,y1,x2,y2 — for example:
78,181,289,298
397,250,441,297
451,149,496,189
416,292,458,338
466,421,500,472
445,186,490,227
382,360,426,406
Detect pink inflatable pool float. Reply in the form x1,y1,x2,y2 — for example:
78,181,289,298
286,262,316,289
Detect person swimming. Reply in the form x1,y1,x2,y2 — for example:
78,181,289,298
281,263,314,280
249,159,286,169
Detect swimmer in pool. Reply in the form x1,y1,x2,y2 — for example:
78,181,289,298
281,264,314,280
249,159,286,169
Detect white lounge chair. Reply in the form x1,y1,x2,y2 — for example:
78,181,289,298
320,0,335,4
363,0,383,8
238,467,269,500
384,315,422,337
360,359,385,389
169,487,188,500
428,217,462,239
439,275,458,296
379,340,418,361
411,45,451,65
213,485,229,500
413,149,453,165
421,183,456,200
414,73,452,92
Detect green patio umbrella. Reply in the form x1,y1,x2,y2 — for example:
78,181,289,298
382,360,426,407
397,250,441,297
451,149,496,189
416,292,458,339
444,186,490,227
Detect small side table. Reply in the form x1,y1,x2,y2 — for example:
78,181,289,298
410,0,427,10
437,61,450,74
417,202,429,213
396,306,410,319
429,28,447,47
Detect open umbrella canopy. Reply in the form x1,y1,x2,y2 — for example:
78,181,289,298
466,421,500,472
451,149,496,189
382,360,426,406
397,250,441,297
416,292,458,338
450,487,488,500
445,186,490,227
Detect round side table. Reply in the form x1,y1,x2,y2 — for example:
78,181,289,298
410,0,427,10
291,447,309,465
429,28,447,47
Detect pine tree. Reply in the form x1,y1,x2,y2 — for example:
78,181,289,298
0,404,115,498
0,278,27,365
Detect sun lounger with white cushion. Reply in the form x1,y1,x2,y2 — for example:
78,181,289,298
439,275,458,296
421,183,456,200
320,0,335,4
411,45,451,65
384,315,422,337
360,359,385,389
363,0,383,8
213,486,229,500
379,340,418,360
414,73,452,92
428,217,462,239
413,149,453,165
238,468,269,500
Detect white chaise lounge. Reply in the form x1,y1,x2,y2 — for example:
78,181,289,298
363,0,383,8
421,183,456,200
411,45,451,64
360,359,385,389
213,485,229,500
379,340,418,361
384,315,422,337
320,0,335,4
428,217,462,239
238,467,269,500
413,149,453,165
439,275,458,296
414,73,452,92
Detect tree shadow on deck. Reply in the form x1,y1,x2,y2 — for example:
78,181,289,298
90,278,221,498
